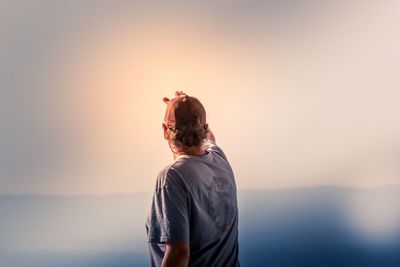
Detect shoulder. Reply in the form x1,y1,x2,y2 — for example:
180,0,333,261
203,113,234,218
204,140,228,161
155,163,185,191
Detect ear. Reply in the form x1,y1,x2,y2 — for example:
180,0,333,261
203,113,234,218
162,123,169,139
203,123,209,132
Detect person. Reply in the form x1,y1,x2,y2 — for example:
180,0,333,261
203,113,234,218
145,91,240,267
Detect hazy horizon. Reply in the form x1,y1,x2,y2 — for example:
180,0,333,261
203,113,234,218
1,184,399,197
1,186,399,266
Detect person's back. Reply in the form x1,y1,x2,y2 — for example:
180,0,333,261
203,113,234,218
146,140,239,266
145,91,240,267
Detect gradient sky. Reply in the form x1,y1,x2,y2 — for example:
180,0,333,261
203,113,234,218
1,0,400,194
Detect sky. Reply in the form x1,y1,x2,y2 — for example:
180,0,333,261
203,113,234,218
1,0,400,195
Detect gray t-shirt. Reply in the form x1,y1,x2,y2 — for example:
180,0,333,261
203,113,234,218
145,140,240,267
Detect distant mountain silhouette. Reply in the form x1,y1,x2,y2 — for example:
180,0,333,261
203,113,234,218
0,186,399,267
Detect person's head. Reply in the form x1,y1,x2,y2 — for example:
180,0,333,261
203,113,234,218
162,92,208,152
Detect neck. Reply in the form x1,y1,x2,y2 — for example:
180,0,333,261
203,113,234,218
171,143,206,160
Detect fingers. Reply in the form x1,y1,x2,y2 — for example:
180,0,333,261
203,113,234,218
163,91,187,105
175,91,186,97
163,97,170,104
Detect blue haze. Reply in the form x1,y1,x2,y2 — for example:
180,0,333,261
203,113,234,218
0,187,399,267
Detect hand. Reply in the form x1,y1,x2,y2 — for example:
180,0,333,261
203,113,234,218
163,91,187,104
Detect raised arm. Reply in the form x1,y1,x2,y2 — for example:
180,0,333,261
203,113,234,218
207,128,216,143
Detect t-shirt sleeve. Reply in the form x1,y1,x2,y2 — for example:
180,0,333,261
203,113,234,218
147,167,189,243
204,140,228,161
